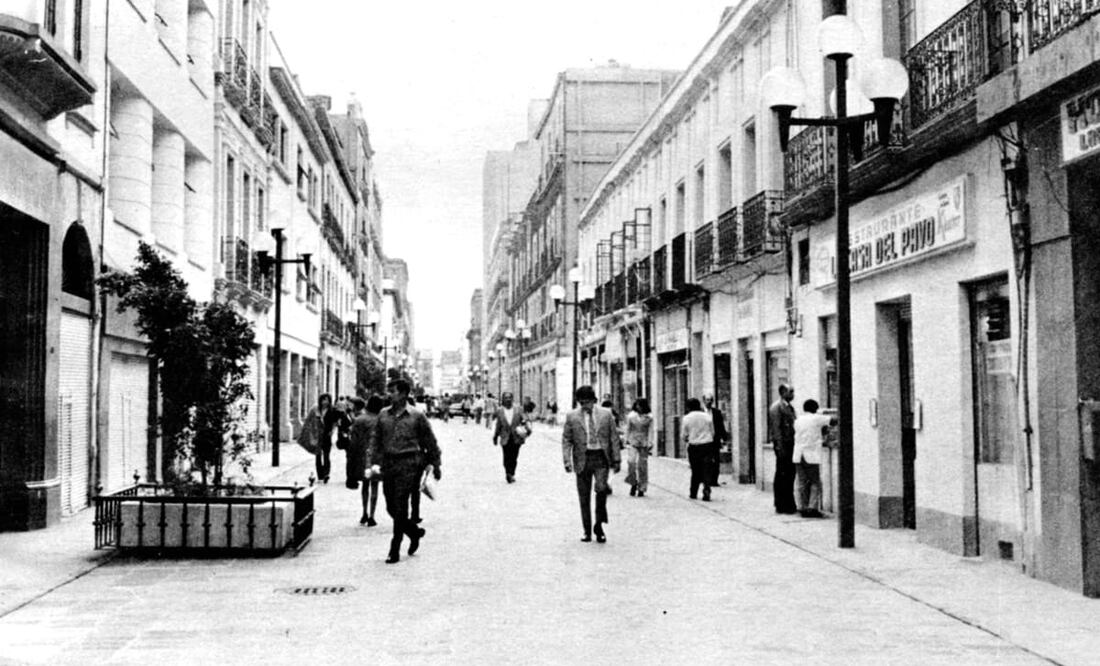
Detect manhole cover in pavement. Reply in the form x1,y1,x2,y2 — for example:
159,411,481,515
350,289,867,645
280,585,355,596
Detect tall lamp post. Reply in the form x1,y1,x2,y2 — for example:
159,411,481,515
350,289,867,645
254,226,312,467
491,342,505,396
762,13,908,548
505,319,532,406
550,267,594,405
350,298,381,391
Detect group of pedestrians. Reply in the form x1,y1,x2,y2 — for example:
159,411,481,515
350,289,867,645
768,383,837,518
297,380,442,564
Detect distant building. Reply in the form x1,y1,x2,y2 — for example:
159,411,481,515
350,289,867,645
415,350,434,392
438,350,465,395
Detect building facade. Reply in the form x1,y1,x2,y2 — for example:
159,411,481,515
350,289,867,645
0,1,107,528
491,64,679,422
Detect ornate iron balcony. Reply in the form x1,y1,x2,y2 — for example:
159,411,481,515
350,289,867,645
324,309,344,342
218,38,249,110
716,207,739,267
784,126,834,197
670,233,687,290
1030,0,1100,52
905,0,990,130
614,272,627,311
694,222,714,279
633,256,651,302
741,191,785,260
653,245,667,294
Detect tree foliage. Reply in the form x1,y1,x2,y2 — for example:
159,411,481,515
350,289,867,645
98,242,256,492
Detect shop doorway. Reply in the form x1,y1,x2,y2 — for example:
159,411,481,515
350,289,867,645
738,341,756,484
661,353,688,458
878,299,916,530
898,305,917,530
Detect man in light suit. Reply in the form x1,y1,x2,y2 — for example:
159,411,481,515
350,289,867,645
562,385,621,543
492,392,530,483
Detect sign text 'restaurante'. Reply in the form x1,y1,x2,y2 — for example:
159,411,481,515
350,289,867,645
815,175,967,287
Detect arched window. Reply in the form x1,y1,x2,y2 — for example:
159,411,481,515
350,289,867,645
62,222,94,300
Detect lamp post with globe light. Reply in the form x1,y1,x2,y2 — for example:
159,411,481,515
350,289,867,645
762,12,908,548
254,225,313,467
550,266,594,405
505,319,533,406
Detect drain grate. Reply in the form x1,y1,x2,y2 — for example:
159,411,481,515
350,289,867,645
281,585,355,596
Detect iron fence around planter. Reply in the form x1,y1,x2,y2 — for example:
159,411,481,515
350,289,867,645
671,233,687,290
653,245,667,293
1029,0,1100,53
741,191,785,260
93,483,316,554
905,0,989,131
716,207,739,267
694,222,714,279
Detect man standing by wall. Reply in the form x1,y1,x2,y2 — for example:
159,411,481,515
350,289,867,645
767,384,797,515
372,379,442,563
493,392,530,483
562,385,621,543
703,394,728,487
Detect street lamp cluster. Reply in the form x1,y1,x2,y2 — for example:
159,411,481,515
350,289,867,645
504,319,532,404
549,267,595,404
762,12,909,549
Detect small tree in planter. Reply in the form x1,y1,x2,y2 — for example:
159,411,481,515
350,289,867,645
98,242,256,493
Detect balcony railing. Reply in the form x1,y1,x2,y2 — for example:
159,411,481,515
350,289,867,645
694,222,714,279
613,272,627,311
221,236,250,283
741,191,785,259
859,101,907,158
249,251,273,296
653,245,667,294
670,233,687,290
716,207,739,267
905,0,990,130
633,256,651,302
259,91,277,151
1029,0,1100,53
323,309,344,341
785,126,834,197
218,38,248,107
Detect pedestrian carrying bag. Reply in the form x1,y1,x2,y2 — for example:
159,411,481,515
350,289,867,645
420,467,438,501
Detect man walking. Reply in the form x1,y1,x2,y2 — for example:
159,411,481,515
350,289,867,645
768,383,798,515
493,392,530,483
562,385,621,543
371,379,442,564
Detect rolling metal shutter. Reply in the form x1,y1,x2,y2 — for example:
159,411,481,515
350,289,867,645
58,312,91,515
107,353,149,491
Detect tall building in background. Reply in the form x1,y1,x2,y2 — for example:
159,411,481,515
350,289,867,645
488,63,679,421
415,350,434,393
438,350,464,395
466,288,483,391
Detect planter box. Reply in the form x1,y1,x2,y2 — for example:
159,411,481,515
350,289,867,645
94,484,315,555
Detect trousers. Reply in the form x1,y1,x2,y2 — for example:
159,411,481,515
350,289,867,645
625,446,649,493
773,444,797,513
382,454,424,550
315,443,332,481
796,460,822,512
574,450,609,536
688,444,711,499
502,441,522,476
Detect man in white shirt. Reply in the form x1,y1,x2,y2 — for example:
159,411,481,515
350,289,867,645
791,398,837,518
682,398,715,501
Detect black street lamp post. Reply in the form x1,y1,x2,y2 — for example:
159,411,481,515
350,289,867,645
763,13,908,548
255,227,312,467
550,267,593,405
505,319,532,406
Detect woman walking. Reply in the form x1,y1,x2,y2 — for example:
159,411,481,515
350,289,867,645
349,395,386,526
298,393,334,483
624,398,654,497
682,398,715,501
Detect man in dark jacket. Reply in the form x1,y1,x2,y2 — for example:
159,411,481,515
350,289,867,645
767,384,798,514
703,394,728,486
492,392,530,483
370,379,442,563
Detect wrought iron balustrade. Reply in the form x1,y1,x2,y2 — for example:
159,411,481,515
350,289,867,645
634,256,651,301
221,236,250,283
250,251,273,296
613,273,627,311
323,309,344,341
322,203,346,250
741,191,785,259
716,207,739,267
905,0,990,130
653,246,667,294
1029,0,1100,52
694,222,714,279
218,38,248,97
670,233,687,290
784,126,834,197
858,101,908,160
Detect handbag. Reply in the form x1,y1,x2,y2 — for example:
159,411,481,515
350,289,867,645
420,467,438,501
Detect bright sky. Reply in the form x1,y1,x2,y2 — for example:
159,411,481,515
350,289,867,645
271,1,736,353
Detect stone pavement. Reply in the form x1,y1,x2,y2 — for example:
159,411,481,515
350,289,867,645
0,420,1096,664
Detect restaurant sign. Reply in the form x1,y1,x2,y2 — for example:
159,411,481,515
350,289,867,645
1063,84,1100,164
815,175,968,287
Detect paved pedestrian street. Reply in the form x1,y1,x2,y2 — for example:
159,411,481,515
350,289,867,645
0,421,1096,665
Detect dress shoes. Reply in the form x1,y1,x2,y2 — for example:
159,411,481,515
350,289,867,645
359,514,369,525
799,509,824,518
408,527,426,555
637,490,645,498
593,524,606,543
629,486,637,497
366,517,377,527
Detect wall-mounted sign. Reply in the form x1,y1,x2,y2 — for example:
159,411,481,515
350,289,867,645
656,328,688,353
1063,84,1100,164
815,175,968,287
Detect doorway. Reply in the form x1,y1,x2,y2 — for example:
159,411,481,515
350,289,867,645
661,353,688,459
738,341,756,484
898,305,917,529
